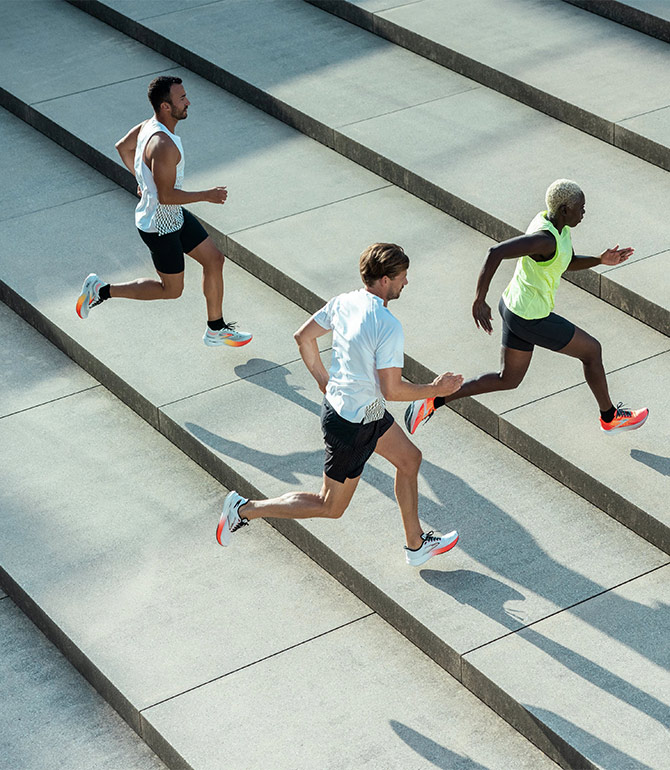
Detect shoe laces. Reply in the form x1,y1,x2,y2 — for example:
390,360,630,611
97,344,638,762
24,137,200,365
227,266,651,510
422,531,441,545
230,517,248,533
614,401,632,419
222,320,238,331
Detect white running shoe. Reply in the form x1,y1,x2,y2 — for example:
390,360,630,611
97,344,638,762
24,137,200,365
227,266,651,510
203,322,253,347
216,491,250,546
76,273,105,319
405,530,459,566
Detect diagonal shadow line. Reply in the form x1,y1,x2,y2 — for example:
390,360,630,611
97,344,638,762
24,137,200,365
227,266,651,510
194,356,670,720
530,707,657,770
631,449,670,477
425,569,670,730
389,720,492,770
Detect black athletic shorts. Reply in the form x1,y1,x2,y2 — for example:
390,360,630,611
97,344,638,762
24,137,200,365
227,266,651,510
498,297,575,352
137,209,209,274
321,398,394,483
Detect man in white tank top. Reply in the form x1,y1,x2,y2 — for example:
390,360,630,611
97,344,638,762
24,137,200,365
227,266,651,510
75,76,252,348
216,243,465,567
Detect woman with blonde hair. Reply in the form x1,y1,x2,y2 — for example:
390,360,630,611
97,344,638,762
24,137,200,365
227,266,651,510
406,179,648,435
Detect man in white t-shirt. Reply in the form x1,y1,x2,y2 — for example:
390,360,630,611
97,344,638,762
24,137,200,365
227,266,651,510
215,243,463,566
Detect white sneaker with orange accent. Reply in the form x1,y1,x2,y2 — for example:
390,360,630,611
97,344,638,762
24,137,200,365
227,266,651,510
600,403,649,434
203,322,252,347
405,530,459,566
76,273,105,319
216,491,249,546
404,397,435,435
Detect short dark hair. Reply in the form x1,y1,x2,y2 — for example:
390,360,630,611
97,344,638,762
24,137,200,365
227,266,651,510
359,243,409,286
147,76,183,112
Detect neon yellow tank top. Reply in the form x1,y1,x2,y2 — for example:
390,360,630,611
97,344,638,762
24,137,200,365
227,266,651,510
502,211,573,320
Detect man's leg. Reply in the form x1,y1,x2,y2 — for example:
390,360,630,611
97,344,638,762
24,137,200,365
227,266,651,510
187,236,224,322
240,473,360,521
556,326,611,410
109,270,184,300
373,421,424,549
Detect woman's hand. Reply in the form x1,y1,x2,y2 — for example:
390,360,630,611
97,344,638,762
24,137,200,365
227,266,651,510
599,244,634,266
472,297,493,334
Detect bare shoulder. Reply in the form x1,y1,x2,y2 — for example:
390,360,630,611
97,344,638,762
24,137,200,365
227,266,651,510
145,131,179,162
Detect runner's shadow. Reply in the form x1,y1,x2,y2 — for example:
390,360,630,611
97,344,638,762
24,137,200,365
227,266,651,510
422,570,670,730
529,708,657,770
389,721,492,770
630,449,670,477
234,359,321,417
185,422,399,504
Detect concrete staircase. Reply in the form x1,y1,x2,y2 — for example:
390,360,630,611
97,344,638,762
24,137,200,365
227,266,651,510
1,1,670,768
563,0,670,43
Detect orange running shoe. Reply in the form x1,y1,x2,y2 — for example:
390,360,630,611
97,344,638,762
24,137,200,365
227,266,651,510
600,402,649,434
404,397,435,435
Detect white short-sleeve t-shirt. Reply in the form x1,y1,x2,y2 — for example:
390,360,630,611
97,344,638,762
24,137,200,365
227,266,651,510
312,288,404,423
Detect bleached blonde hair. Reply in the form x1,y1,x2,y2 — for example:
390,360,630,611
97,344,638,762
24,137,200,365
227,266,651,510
545,179,583,216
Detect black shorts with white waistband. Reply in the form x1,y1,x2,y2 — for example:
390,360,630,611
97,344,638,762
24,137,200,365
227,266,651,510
321,398,394,483
498,297,576,352
137,209,209,274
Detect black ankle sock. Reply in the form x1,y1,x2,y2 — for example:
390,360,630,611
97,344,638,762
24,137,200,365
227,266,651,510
433,397,445,409
207,317,225,331
600,405,616,423
99,284,111,301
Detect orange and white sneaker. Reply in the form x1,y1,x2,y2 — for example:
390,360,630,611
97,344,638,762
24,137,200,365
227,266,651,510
405,530,459,566
404,397,435,435
76,273,105,319
600,402,649,434
203,322,252,347
216,491,249,546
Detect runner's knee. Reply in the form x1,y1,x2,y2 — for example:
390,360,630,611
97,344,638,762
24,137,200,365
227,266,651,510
396,445,422,475
162,282,183,299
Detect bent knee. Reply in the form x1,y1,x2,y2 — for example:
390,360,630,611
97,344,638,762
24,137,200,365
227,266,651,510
397,446,422,475
163,284,183,299
583,338,602,363
498,371,524,390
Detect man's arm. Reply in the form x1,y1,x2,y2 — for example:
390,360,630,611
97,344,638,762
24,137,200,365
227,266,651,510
115,122,145,175
566,245,634,271
294,318,331,393
378,367,463,402
149,134,228,205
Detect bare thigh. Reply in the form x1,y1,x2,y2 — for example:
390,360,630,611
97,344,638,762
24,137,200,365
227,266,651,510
187,236,224,269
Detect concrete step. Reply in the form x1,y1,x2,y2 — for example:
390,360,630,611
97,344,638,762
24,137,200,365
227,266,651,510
2,110,669,769
0,597,167,770
563,0,670,44
1,4,669,552
58,0,670,339
0,304,563,770
308,0,670,168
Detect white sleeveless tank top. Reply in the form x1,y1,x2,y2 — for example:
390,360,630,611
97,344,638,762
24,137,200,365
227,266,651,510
134,117,185,235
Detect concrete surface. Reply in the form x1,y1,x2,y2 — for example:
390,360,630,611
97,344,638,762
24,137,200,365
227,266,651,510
0,600,167,770
0,301,97,418
0,0,173,105
501,351,670,551
61,0,670,337
0,295,563,770
142,615,560,770
160,358,668,662
0,385,369,729
0,109,114,225
464,565,670,770
564,0,670,43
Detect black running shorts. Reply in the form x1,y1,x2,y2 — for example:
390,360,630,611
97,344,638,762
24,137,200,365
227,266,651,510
498,297,576,352
137,209,209,274
321,398,394,483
